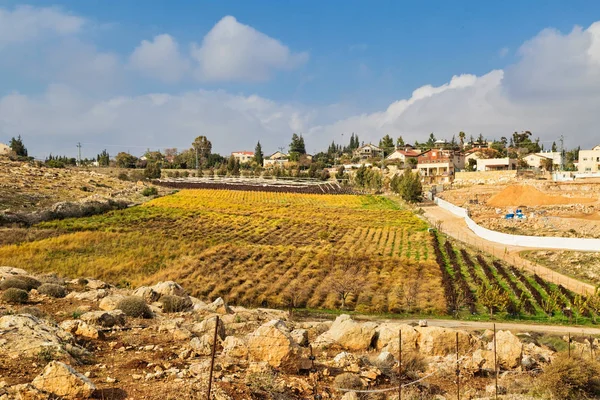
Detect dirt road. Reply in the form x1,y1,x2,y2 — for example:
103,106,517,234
422,204,596,296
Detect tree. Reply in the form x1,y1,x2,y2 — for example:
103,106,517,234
254,141,264,165
330,256,364,310
335,166,347,183
477,285,509,318
396,136,405,147
115,152,138,168
9,135,28,157
392,167,422,203
192,136,212,168
354,164,368,187
143,150,164,163
97,150,110,166
144,162,161,179
379,134,395,155
426,133,436,148
541,157,554,172
289,133,306,158
551,142,557,152
458,131,466,148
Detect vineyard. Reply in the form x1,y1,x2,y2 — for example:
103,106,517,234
431,231,599,323
0,190,444,313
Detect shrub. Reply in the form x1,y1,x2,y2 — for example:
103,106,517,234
160,295,192,313
142,186,158,197
538,353,600,399
333,373,364,390
16,276,41,290
117,296,152,318
2,288,29,304
401,351,428,380
77,278,89,286
0,278,29,291
18,306,45,318
117,172,129,181
38,283,67,298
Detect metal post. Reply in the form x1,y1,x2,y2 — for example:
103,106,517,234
493,323,498,400
456,331,460,400
568,332,571,358
207,316,220,400
399,329,402,400
77,142,82,166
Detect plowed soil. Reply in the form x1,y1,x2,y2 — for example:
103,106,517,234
487,184,597,207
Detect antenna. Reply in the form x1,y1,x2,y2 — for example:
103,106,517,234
278,146,286,154
76,142,81,166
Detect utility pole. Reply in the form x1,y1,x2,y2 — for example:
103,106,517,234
76,142,82,166
559,135,565,172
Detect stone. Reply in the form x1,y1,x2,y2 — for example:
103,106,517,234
222,336,248,358
190,317,226,339
205,297,233,315
488,330,522,369
376,323,419,352
376,351,396,368
314,315,377,351
86,279,110,290
150,281,186,297
32,361,96,399
415,326,475,357
333,352,362,369
189,296,208,311
132,286,160,303
341,392,358,400
247,320,301,372
59,320,103,340
5,383,47,400
66,289,109,302
290,329,309,346
190,335,215,356
0,266,29,278
98,295,125,311
418,320,428,327
79,310,126,328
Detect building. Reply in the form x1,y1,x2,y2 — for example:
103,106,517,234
385,148,420,166
476,158,518,171
231,151,254,164
416,149,462,183
523,153,552,169
263,151,289,167
578,145,600,173
0,143,10,156
353,144,383,159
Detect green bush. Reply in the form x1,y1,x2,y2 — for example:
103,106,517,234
117,296,152,318
38,283,67,298
160,295,192,313
539,353,600,399
333,373,364,390
0,278,29,291
117,172,129,181
18,306,45,318
141,186,158,197
16,276,41,290
2,288,29,304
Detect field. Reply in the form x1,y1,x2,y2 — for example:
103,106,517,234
520,249,600,286
0,190,444,313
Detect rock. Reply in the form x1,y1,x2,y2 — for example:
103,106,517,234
333,352,361,372
247,320,301,372
205,297,233,315
376,351,396,368
488,330,522,368
418,320,428,327
5,383,47,400
222,336,248,358
314,315,377,351
0,315,78,360
0,266,29,278
376,323,419,352
98,295,125,311
132,286,160,303
189,296,208,311
79,310,126,328
247,361,272,374
189,335,215,356
415,326,475,357
341,392,359,400
486,383,507,395
190,317,226,339
32,361,96,399
86,279,110,290
290,329,309,346
188,360,211,376
66,289,109,302
59,320,103,340
150,281,186,297
360,367,381,381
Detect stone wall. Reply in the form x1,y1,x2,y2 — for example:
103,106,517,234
454,170,518,185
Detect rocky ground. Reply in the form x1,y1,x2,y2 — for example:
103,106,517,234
520,250,600,286
0,266,588,399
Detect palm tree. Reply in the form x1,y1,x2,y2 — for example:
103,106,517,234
458,132,466,148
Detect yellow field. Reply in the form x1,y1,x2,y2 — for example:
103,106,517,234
0,190,444,313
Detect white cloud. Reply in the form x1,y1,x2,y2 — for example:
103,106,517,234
190,16,309,82
0,5,84,46
129,34,189,83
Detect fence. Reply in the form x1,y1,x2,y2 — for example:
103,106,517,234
434,197,600,252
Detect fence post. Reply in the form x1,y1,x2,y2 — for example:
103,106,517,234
398,329,402,400
493,323,498,400
207,315,220,400
568,332,571,358
456,331,460,400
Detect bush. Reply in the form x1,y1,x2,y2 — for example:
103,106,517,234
117,296,152,318
117,172,129,181
333,373,364,390
16,276,41,290
2,288,29,304
38,283,67,298
0,278,30,291
538,353,600,399
141,186,158,197
18,306,45,318
401,351,428,380
160,295,192,313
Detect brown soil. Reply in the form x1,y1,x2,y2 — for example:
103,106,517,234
487,184,597,207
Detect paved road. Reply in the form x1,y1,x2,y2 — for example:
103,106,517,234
421,204,596,296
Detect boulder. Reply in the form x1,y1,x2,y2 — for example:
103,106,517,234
98,295,125,311
376,323,419,353
132,286,160,303
66,289,109,302
333,352,362,372
150,281,185,297
189,317,226,339
290,329,309,346
32,361,96,399
59,320,103,340
189,335,215,356
488,330,522,368
415,326,475,357
247,320,301,372
189,296,208,311
157,318,192,341
79,310,126,328
85,279,110,290
0,266,28,278
205,297,233,315
222,336,248,358
0,315,77,360
314,315,377,351
4,383,47,400
376,351,396,368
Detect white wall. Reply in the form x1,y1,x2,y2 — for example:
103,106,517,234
434,197,600,252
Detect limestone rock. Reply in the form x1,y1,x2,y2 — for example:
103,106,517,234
5,383,47,400
488,330,522,368
290,329,309,346
85,279,110,290
314,315,377,351
222,336,248,358
190,317,226,339
376,323,419,353
132,286,160,303
98,295,125,311
59,320,103,340
0,266,28,279
150,281,185,297
66,289,109,302
205,297,233,315
341,392,359,400
376,351,396,368
415,326,475,357
32,361,96,399
247,320,301,372
189,335,215,356
79,310,126,328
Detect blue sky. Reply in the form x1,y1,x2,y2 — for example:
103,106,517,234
2,1,600,157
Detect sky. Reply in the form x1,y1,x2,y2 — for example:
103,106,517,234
2,1,600,159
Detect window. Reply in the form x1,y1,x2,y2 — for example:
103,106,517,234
586,168,592,171
583,158,588,161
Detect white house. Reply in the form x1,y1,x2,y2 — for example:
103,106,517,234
476,158,518,171
231,151,254,163
0,143,10,156
353,144,383,159
523,153,552,169
386,149,420,166
578,145,600,173
263,151,289,167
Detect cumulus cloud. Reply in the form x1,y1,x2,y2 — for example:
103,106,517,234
0,5,84,46
190,16,309,82
129,34,190,83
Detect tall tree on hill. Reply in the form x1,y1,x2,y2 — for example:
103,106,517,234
289,133,306,154
396,136,405,147
458,131,466,148
192,136,212,168
348,133,359,150
254,141,264,165
379,134,395,155
551,141,557,152
9,135,27,157
426,133,436,148
97,150,110,166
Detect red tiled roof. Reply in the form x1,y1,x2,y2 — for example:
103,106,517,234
232,151,254,156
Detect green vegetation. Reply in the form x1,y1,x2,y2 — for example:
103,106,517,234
117,296,152,318
2,288,29,304
37,283,67,298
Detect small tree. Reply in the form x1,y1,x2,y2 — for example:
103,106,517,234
330,256,364,310
254,141,264,165
97,150,110,166
9,135,28,157
477,285,509,318
393,167,422,203
115,152,138,168
144,162,161,179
